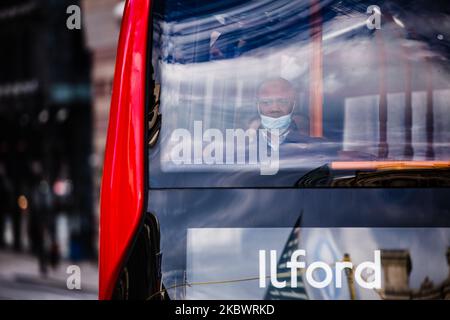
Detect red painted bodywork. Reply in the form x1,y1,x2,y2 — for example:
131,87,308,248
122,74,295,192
99,0,151,300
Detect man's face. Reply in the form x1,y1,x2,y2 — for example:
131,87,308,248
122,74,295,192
257,81,295,118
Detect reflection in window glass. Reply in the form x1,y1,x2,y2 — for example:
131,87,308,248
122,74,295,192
178,227,450,300
149,0,450,187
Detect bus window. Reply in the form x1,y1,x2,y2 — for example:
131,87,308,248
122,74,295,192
148,0,450,188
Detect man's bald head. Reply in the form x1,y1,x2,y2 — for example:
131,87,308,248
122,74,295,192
257,78,296,118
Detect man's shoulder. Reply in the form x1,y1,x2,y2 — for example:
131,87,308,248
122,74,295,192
285,129,321,144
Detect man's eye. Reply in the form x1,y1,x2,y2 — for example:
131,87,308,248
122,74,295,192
278,99,290,106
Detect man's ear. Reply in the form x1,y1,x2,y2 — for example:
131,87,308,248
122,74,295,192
257,101,262,115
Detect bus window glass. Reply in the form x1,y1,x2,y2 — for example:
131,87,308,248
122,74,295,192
149,0,450,188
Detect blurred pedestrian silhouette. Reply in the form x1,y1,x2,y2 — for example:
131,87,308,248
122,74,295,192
28,167,60,276
0,163,13,249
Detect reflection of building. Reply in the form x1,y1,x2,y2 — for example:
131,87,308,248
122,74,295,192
81,0,123,209
381,248,450,299
343,90,450,160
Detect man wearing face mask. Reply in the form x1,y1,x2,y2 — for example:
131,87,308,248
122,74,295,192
256,77,312,149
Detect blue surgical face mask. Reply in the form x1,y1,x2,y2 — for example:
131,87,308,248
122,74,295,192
260,113,292,132
258,98,296,133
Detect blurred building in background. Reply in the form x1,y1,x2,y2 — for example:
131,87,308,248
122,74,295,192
0,0,123,298
381,248,450,299
81,0,123,213
0,0,97,271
